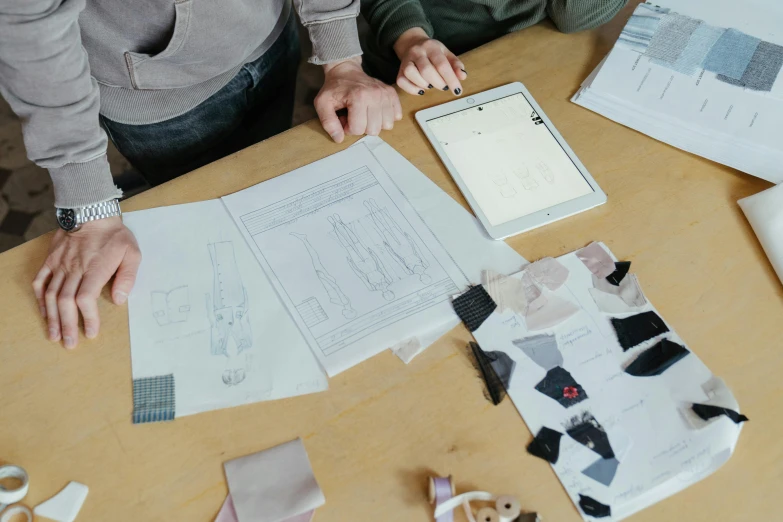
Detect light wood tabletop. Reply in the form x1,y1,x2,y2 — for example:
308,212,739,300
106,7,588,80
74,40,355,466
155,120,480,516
1,3,780,521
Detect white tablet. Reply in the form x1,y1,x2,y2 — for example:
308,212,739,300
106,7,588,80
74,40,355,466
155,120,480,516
416,82,606,240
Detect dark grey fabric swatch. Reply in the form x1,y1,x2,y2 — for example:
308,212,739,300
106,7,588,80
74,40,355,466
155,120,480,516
566,412,614,460
582,457,620,486
535,367,588,408
624,338,690,377
606,261,631,286
611,311,670,351
469,342,514,405
579,495,611,518
692,403,749,424
527,426,563,464
453,285,497,332
717,41,783,92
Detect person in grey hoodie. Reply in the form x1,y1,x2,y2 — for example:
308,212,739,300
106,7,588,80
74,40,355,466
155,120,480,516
0,0,402,349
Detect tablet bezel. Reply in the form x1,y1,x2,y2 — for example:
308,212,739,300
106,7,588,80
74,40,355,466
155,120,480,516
415,82,607,240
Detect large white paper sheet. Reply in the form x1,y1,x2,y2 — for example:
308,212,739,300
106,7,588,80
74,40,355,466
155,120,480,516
470,245,743,521
222,145,470,376
125,200,327,419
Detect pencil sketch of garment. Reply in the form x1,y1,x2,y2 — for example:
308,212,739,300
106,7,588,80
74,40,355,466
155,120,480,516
291,232,357,319
327,214,395,301
207,241,252,357
364,199,431,284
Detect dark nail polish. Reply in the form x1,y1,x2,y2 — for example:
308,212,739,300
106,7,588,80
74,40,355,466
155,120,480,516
454,88,462,95
427,84,433,89
418,90,425,95
442,86,449,91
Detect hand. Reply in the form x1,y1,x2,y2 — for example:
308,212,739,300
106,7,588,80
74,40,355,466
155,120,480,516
315,56,402,143
393,27,467,96
32,216,141,349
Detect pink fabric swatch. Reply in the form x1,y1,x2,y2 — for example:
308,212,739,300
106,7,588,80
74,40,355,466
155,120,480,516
576,243,615,278
215,495,315,522
525,293,580,331
526,257,570,290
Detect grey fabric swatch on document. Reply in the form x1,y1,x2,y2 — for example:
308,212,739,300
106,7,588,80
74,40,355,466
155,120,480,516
717,41,783,91
617,3,670,53
704,28,761,80
512,334,562,371
654,24,725,76
645,13,702,64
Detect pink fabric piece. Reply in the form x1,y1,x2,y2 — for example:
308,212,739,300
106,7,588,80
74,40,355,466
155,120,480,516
576,243,615,278
521,271,543,305
526,257,570,290
216,495,239,522
216,495,315,522
482,270,528,314
525,293,580,331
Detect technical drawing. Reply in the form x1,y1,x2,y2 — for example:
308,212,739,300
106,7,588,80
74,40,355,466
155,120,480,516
364,199,432,284
296,297,329,327
328,213,395,301
536,161,555,184
151,286,190,326
513,165,540,191
290,232,357,319
206,241,253,358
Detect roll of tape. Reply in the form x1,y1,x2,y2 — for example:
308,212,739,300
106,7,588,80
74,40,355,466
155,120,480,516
495,495,522,521
0,466,29,505
476,507,500,522
0,505,33,522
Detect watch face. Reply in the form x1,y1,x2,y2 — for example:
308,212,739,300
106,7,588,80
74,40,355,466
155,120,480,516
56,208,77,231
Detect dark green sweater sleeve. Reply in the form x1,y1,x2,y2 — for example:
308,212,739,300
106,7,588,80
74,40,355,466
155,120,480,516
360,0,434,53
546,0,628,34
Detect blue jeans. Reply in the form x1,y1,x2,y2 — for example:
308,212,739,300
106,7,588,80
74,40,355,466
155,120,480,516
101,13,300,187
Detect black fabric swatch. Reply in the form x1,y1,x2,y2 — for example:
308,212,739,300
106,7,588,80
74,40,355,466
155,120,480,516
535,366,588,408
527,427,563,464
611,311,670,351
624,338,690,377
692,404,749,424
453,285,497,331
566,412,614,460
606,261,631,286
579,494,611,518
469,342,514,405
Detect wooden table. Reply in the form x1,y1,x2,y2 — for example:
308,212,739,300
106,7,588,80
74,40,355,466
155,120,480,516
1,4,780,521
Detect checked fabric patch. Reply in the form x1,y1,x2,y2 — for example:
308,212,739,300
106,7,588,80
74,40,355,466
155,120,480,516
133,374,176,424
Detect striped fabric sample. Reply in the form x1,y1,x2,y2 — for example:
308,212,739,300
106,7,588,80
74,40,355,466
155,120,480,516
655,24,726,76
617,3,670,53
645,13,702,64
132,374,176,424
717,41,783,91
703,28,761,80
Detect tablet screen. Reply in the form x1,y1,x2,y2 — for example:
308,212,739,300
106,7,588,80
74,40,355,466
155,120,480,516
426,93,593,227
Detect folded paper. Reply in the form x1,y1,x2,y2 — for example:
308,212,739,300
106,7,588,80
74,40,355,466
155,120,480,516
738,183,783,286
224,438,325,522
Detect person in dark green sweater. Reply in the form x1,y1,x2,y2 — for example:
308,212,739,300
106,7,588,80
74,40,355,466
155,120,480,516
361,0,628,96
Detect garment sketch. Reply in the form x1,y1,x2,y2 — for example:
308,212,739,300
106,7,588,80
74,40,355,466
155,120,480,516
535,161,555,184
291,232,357,318
514,165,540,191
364,199,432,284
328,213,395,300
151,286,190,326
206,241,253,386
490,171,518,198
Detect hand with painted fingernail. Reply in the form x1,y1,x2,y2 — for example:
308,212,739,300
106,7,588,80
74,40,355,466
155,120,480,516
392,27,468,97
32,216,141,349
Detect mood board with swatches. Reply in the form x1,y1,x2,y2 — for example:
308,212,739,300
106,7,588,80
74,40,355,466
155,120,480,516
452,243,747,521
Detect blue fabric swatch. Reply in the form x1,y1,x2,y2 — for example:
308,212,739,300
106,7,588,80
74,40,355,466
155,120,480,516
132,374,176,424
657,24,726,76
703,28,761,80
717,41,783,91
617,3,670,53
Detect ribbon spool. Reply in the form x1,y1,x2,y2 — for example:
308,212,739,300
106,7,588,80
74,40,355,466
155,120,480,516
495,495,522,521
0,505,32,522
0,466,29,507
476,507,500,522
429,476,456,522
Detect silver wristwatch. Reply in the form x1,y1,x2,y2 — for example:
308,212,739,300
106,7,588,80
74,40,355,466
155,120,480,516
56,199,122,232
